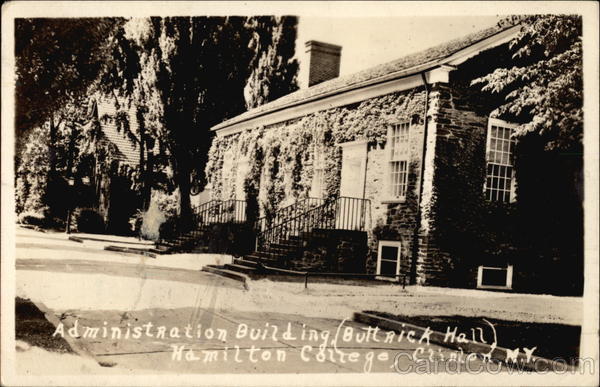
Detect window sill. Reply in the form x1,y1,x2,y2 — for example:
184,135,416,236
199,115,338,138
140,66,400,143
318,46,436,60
375,275,401,282
476,285,512,291
380,198,406,204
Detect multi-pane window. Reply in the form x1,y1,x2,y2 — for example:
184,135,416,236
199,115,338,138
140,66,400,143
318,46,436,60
388,122,410,199
485,119,517,202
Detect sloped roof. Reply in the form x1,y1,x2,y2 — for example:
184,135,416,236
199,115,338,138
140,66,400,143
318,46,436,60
96,99,141,166
213,23,516,132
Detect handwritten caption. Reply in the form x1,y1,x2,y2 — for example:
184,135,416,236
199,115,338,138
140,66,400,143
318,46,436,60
53,318,538,372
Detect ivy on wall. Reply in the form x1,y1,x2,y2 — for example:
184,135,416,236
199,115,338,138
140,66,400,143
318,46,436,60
205,88,426,219
205,135,231,200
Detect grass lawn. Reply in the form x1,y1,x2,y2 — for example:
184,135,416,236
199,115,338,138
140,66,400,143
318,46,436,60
15,297,74,353
366,311,580,366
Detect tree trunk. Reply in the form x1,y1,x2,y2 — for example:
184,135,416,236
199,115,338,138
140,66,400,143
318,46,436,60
66,123,76,177
48,117,58,173
136,108,149,210
176,161,193,224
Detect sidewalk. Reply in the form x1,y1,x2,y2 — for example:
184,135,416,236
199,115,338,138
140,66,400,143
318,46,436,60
16,227,583,325
16,226,233,271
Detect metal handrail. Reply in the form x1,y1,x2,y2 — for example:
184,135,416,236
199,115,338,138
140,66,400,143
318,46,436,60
254,197,324,232
255,196,371,261
198,199,247,226
159,199,247,249
194,199,222,226
258,265,406,289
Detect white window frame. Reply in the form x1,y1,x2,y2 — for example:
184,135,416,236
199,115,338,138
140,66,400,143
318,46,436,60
384,122,411,203
477,265,513,290
310,144,326,199
376,240,402,281
484,118,518,203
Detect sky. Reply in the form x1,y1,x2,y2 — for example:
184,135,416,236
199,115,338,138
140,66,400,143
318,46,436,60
296,16,503,76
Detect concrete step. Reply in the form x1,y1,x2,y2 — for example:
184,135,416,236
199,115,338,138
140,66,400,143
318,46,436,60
104,245,157,258
255,251,287,262
190,246,210,253
148,247,170,255
224,263,257,275
243,254,261,262
157,241,180,248
268,242,298,251
233,258,259,268
244,254,279,266
280,237,309,246
202,265,250,290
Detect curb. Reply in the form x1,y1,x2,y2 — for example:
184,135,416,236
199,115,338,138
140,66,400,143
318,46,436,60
104,245,157,258
353,311,575,372
202,265,250,290
30,299,115,368
68,236,84,243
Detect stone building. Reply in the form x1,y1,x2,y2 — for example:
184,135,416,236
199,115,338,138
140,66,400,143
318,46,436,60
204,23,582,294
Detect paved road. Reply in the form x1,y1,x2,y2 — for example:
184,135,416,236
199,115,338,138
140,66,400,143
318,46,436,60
15,230,494,374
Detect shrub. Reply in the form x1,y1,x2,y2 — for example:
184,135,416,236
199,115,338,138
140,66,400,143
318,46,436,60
153,190,179,219
17,211,46,227
138,191,181,241
15,126,50,216
16,207,65,230
74,208,105,234
135,202,169,241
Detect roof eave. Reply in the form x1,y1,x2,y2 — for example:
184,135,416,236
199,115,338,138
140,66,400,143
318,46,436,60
212,60,441,132
212,24,521,134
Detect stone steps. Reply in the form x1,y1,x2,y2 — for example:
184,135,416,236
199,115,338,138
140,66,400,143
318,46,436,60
243,254,279,266
156,226,210,253
223,263,257,275
233,258,260,268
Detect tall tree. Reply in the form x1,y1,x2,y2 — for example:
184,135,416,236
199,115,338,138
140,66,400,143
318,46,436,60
474,15,584,294
93,20,157,209
244,16,299,109
473,15,582,153
130,16,298,220
14,18,120,169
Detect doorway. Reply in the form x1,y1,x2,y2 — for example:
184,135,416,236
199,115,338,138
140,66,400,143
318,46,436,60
338,140,368,229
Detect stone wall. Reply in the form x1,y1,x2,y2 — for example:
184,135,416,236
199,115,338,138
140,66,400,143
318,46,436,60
361,96,426,278
415,82,490,286
289,229,368,272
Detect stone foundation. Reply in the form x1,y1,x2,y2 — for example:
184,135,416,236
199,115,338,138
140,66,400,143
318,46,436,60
289,229,368,272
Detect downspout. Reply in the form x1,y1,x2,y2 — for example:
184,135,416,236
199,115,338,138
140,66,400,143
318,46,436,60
361,143,369,229
362,144,368,200
412,72,430,284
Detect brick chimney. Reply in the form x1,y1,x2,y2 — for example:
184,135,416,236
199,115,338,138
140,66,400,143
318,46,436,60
299,40,342,88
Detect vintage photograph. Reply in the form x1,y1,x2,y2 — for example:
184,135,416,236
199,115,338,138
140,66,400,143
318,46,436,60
2,1,598,385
